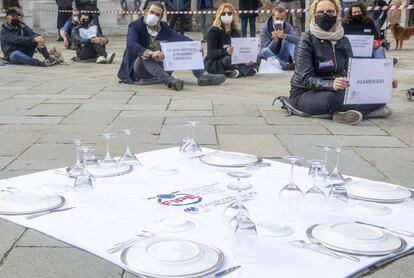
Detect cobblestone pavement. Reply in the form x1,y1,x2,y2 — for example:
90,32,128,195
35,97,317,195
0,33,413,278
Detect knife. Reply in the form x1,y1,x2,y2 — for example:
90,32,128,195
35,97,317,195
25,207,76,219
211,265,242,278
355,221,414,237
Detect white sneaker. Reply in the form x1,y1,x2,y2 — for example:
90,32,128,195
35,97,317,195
107,52,116,64
96,56,107,64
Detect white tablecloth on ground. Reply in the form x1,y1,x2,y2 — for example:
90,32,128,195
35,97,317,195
0,147,413,278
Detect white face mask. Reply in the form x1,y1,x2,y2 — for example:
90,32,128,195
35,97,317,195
73,16,79,22
220,14,233,25
145,14,160,27
274,20,284,26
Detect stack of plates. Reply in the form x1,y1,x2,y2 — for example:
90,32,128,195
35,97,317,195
121,239,224,278
200,151,258,167
347,181,412,203
307,223,406,256
67,164,133,178
0,192,65,215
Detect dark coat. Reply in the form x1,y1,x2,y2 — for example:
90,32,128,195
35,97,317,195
171,0,190,11
56,0,73,8
196,0,213,10
0,22,38,60
290,32,353,98
238,0,259,17
204,25,240,74
117,17,192,84
75,0,98,11
342,18,380,40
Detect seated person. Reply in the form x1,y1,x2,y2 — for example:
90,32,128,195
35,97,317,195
204,3,257,78
0,9,57,67
72,12,115,63
117,1,226,91
342,2,385,59
60,9,80,49
288,0,396,125
259,6,300,70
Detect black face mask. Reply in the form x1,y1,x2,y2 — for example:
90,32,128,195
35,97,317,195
10,19,21,27
80,20,89,28
315,13,337,31
352,15,363,23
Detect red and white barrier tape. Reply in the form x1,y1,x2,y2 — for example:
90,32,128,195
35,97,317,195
25,4,414,15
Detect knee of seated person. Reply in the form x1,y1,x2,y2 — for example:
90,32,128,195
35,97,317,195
260,47,273,57
327,91,344,111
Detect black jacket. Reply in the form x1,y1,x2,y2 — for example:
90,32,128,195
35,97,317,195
56,0,73,8
342,18,380,40
204,26,240,74
72,23,103,48
239,0,259,17
290,32,353,98
0,22,38,60
75,0,98,11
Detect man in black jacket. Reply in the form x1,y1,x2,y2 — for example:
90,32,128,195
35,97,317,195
1,9,57,67
72,12,115,63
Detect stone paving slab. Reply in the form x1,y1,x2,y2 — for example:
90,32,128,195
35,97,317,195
79,103,167,111
164,116,267,125
0,219,25,259
12,94,93,99
128,95,172,105
321,120,388,136
61,110,120,125
216,124,331,135
169,99,213,111
261,110,325,125
90,91,136,103
218,134,289,158
107,117,164,134
119,110,213,118
0,157,15,170
158,124,217,145
0,116,63,125
213,104,260,117
0,133,41,157
16,230,69,248
25,104,80,117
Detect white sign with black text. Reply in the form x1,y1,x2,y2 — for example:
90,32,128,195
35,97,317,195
345,35,374,57
160,41,205,71
231,37,259,65
344,58,393,105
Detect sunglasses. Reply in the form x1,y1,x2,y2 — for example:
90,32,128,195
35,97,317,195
315,9,336,16
222,12,232,16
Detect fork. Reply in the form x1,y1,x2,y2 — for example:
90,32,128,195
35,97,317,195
106,230,155,254
288,240,360,261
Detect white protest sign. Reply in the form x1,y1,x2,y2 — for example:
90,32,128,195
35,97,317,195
258,59,283,74
231,37,258,65
79,25,98,39
344,58,393,105
345,35,374,57
160,41,204,71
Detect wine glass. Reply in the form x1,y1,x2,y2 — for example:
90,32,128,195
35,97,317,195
118,129,142,167
326,146,346,185
328,184,349,204
68,139,84,175
99,133,117,167
320,145,331,177
74,146,94,190
279,156,304,198
305,160,327,200
179,121,202,158
224,171,252,219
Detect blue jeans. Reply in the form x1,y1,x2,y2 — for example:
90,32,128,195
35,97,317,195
259,40,296,67
8,51,40,66
241,15,256,37
373,47,386,59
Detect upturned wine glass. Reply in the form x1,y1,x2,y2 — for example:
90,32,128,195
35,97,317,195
305,160,327,200
326,146,346,185
279,156,304,198
74,146,94,190
179,121,202,158
224,171,252,218
68,139,84,175
99,133,117,167
118,129,142,166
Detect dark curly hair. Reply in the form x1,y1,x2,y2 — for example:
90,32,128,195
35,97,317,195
344,2,371,24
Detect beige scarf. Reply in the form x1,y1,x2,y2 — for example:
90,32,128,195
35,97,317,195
309,20,344,42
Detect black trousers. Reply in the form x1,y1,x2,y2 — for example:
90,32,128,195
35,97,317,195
222,56,256,77
57,7,72,29
77,44,107,60
169,14,186,35
291,90,384,116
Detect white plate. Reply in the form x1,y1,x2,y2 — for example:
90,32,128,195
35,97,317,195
121,239,224,278
156,216,197,233
200,151,258,167
347,181,412,203
67,164,133,178
350,202,392,216
257,221,294,237
0,192,65,215
307,223,406,256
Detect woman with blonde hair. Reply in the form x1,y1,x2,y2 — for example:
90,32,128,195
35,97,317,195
286,0,395,125
204,3,257,78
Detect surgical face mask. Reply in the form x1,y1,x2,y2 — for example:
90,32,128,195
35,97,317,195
274,20,284,30
315,13,337,31
220,14,233,25
10,19,20,27
145,14,160,27
73,16,79,23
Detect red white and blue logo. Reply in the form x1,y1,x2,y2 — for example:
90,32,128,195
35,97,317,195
156,192,203,206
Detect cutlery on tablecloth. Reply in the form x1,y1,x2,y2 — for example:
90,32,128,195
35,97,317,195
25,207,76,219
107,230,156,254
206,265,242,278
355,221,414,238
288,240,343,259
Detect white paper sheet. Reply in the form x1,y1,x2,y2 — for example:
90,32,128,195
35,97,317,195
161,41,205,71
345,58,393,105
258,59,283,74
231,37,259,65
0,147,413,278
345,35,374,58
79,25,98,39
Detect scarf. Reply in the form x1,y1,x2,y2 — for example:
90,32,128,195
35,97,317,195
146,22,161,52
309,20,344,42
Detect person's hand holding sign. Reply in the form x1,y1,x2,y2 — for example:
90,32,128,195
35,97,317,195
333,77,349,91
226,46,234,55
152,51,165,61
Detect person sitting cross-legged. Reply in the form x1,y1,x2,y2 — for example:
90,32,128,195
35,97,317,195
259,6,300,71
72,12,115,64
117,1,227,91
60,9,81,50
0,8,58,67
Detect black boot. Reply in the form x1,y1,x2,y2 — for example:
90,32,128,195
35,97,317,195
197,72,227,86
164,77,184,91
